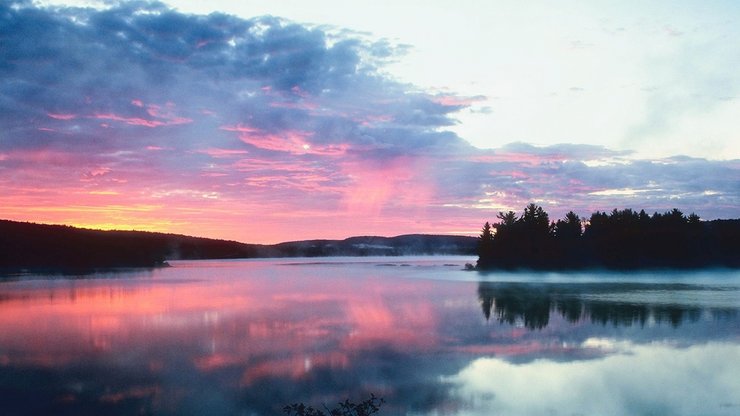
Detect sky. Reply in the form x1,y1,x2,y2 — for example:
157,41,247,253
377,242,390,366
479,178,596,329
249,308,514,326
1,0,739,243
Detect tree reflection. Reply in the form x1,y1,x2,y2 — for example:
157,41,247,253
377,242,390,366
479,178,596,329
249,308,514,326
653,306,702,327
555,298,583,324
587,302,649,327
478,281,713,329
478,284,551,329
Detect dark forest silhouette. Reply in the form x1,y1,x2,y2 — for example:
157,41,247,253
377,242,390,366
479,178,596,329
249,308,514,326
0,220,476,273
477,204,740,270
0,220,261,273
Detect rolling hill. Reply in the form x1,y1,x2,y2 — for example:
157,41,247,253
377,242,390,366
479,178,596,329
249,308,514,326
0,220,477,273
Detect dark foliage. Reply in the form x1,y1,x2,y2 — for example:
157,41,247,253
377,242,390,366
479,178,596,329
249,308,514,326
283,394,384,416
0,220,477,274
0,220,261,273
476,222,495,269
477,205,740,270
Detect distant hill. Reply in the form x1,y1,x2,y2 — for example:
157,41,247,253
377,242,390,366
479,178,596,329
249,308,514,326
263,234,477,257
0,220,477,273
0,219,262,272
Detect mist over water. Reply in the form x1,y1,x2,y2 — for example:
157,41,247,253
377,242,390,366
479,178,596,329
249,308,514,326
0,257,738,415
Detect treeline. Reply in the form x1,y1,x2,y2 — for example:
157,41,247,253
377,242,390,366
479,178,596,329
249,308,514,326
0,220,262,273
0,220,477,274
477,204,740,270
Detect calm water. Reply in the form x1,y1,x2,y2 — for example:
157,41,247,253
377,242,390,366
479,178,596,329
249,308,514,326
1,257,738,416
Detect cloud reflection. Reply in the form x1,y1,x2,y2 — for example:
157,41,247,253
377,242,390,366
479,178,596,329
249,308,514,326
0,260,738,415
448,342,740,416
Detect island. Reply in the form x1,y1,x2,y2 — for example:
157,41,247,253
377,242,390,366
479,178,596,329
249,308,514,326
476,204,740,270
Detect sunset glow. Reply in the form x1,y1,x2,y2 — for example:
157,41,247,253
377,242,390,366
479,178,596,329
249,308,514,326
2,1,739,243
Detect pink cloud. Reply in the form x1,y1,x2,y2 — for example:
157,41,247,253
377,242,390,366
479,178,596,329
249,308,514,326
85,167,112,177
290,85,309,98
89,101,192,128
230,157,312,174
92,113,165,128
431,95,485,107
221,124,348,156
47,113,77,120
244,173,338,193
145,102,182,120
215,156,345,195
93,112,192,128
239,131,308,153
198,148,250,158
498,170,529,179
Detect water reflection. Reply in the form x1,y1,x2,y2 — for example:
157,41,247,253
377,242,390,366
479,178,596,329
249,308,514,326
449,341,740,416
0,259,738,415
478,281,736,329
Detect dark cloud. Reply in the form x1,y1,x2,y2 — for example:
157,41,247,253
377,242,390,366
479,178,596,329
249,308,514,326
0,1,469,156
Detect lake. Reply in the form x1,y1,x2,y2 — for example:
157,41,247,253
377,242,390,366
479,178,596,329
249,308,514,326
1,256,738,415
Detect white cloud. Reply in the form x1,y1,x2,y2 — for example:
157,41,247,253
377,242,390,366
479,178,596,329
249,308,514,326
35,1,740,159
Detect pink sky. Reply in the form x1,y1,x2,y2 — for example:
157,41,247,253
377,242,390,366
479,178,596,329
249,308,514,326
1,2,738,243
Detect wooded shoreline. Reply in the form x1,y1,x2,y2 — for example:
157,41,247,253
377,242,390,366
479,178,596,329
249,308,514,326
476,204,740,270
0,219,476,274
2,205,738,275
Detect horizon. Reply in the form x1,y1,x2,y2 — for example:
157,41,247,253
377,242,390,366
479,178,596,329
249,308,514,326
3,1,739,244
2,216,481,244
4,202,736,246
